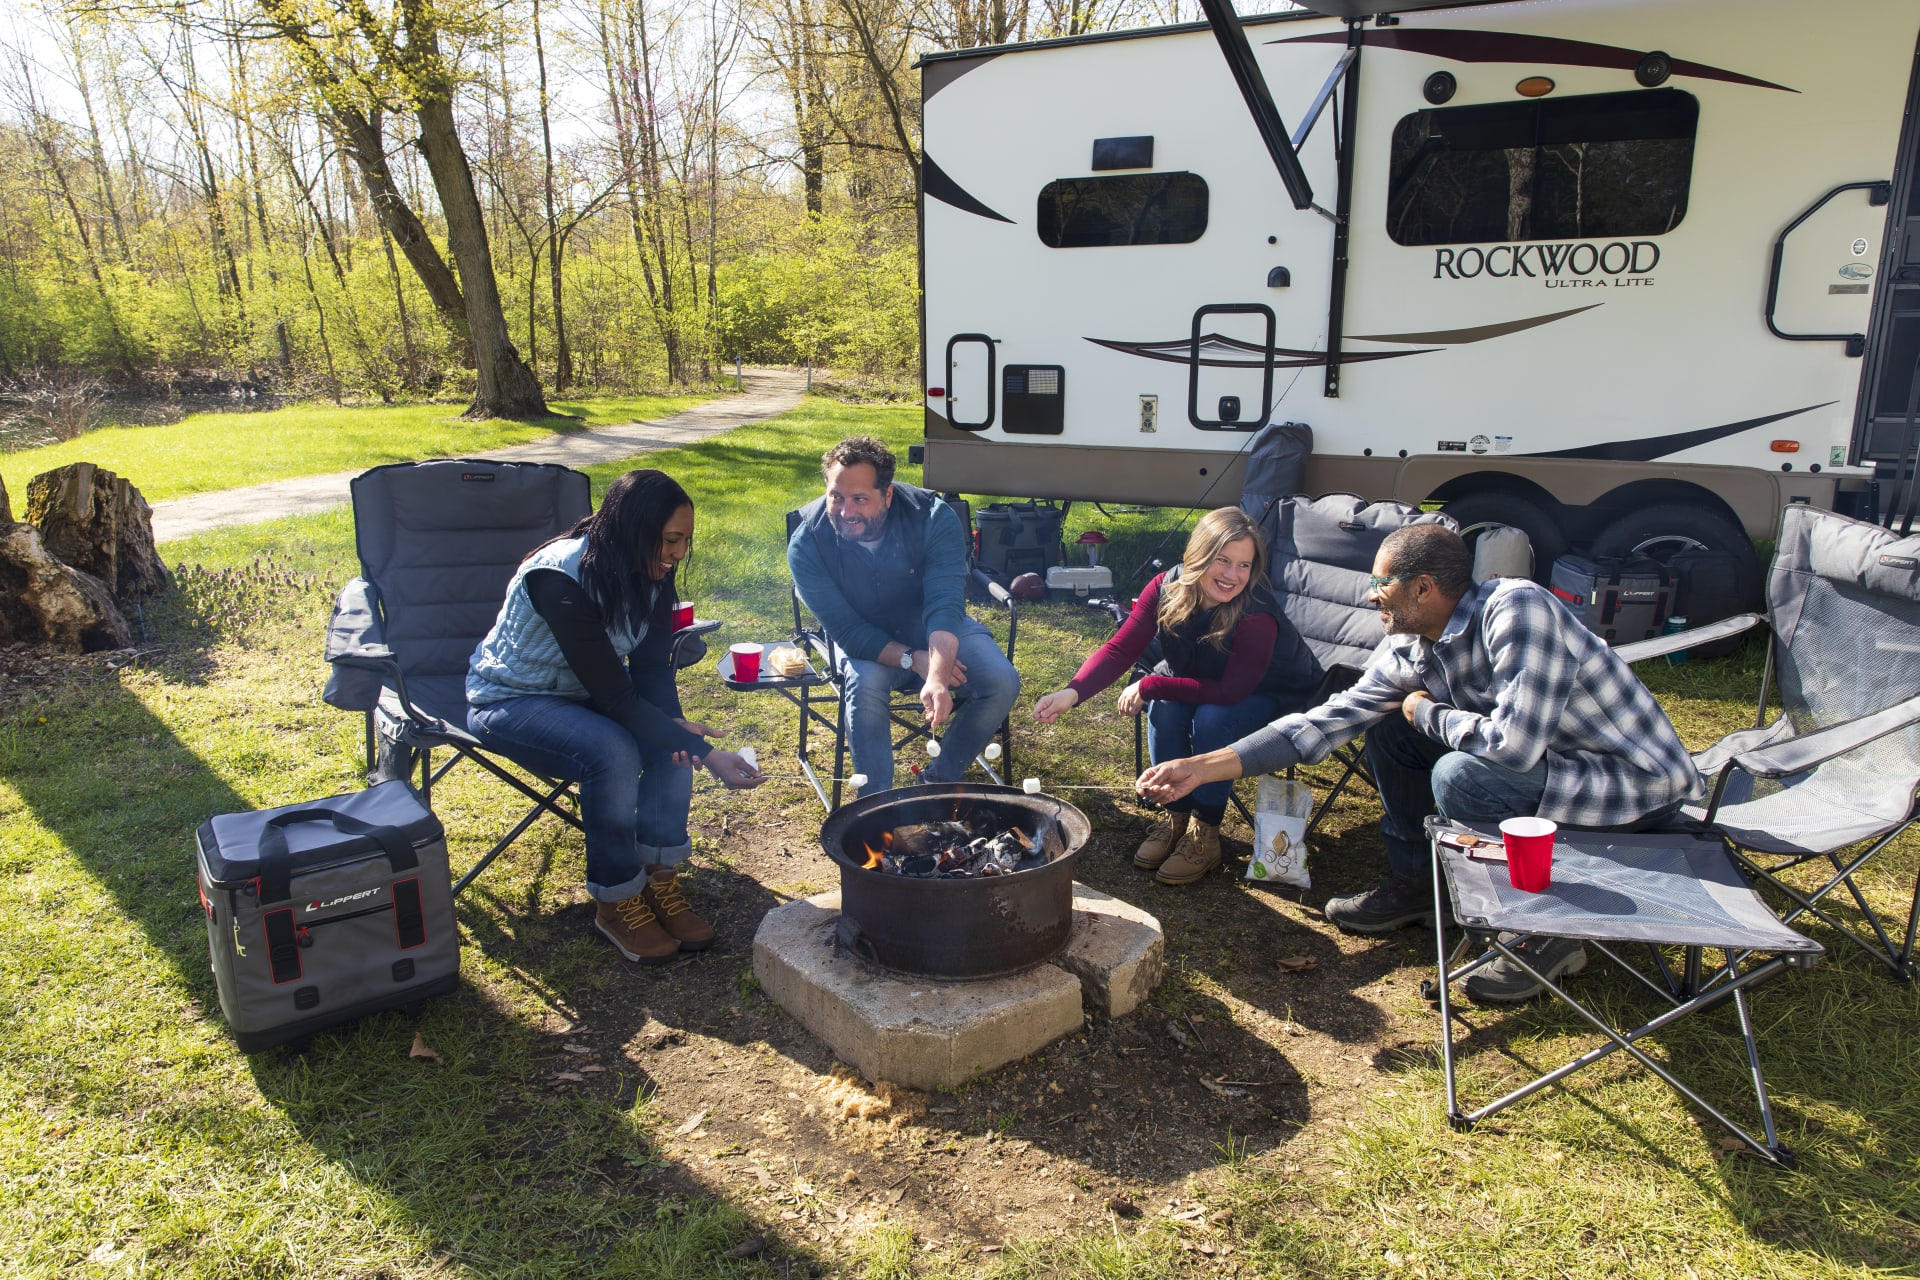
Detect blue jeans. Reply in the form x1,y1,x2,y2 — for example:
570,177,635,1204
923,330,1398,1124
1149,693,1282,825
1366,711,1547,887
467,671,693,902
839,618,1020,795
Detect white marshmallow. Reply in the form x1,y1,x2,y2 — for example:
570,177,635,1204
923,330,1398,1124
925,739,942,757
983,741,1003,761
1023,777,1042,794
850,773,869,789
739,746,757,768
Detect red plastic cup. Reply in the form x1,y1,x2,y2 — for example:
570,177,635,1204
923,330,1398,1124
1499,817,1556,892
672,602,695,631
729,643,763,682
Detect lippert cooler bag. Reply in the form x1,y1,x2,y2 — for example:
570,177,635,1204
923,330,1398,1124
196,780,459,1051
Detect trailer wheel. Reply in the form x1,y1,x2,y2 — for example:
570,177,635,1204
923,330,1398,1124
1439,492,1567,582
1588,502,1765,614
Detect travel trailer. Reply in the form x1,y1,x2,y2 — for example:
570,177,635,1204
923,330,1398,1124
917,0,1920,584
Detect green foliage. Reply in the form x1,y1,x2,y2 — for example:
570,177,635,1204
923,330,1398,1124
718,215,918,378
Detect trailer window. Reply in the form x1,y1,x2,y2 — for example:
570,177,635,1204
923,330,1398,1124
1387,89,1697,246
1037,172,1208,248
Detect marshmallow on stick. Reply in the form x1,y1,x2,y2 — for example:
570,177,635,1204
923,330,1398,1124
1023,778,1042,794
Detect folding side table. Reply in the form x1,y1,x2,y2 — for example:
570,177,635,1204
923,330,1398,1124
719,641,841,812
1423,820,1823,1165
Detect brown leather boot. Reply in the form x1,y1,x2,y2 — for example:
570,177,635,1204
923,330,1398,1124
643,867,716,951
1133,810,1192,870
1156,820,1222,885
594,893,679,963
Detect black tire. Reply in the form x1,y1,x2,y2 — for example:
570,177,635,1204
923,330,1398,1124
1439,492,1568,582
1589,504,1764,655
1589,502,1762,601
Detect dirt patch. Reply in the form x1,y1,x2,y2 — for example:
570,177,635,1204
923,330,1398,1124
512,785,1443,1255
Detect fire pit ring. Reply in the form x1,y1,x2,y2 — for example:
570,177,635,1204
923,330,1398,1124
819,783,1092,980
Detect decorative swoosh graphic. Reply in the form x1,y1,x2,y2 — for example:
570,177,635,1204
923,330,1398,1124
1088,333,1434,369
1093,303,1596,368
923,153,1013,224
1277,29,1797,93
1351,303,1602,345
1529,403,1834,462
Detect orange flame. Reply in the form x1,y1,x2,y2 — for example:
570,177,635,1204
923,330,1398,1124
862,843,883,870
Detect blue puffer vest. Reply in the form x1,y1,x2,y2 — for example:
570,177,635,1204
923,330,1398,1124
466,537,653,706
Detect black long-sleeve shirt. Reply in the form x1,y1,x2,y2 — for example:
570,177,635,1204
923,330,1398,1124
524,568,707,761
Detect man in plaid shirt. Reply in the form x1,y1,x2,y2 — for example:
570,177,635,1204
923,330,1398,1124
1138,524,1701,1000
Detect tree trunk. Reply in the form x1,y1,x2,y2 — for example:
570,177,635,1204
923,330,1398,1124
0,522,131,653
24,462,169,601
405,19,545,418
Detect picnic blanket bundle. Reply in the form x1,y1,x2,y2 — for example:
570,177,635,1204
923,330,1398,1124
195,780,459,1051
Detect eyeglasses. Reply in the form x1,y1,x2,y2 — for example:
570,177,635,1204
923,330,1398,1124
1367,573,1412,592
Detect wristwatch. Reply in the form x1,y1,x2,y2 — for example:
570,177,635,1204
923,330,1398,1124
897,648,915,670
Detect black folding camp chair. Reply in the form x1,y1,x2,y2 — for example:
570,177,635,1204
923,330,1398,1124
1618,503,1920,980
726,503,1016,811
323,459,714,896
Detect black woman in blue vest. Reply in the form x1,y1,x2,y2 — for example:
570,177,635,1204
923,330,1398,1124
788,436,1021,796
467,469,763,964
1034,508,1317,884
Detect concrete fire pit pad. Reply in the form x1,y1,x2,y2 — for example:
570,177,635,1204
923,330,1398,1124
752,885,1165,1091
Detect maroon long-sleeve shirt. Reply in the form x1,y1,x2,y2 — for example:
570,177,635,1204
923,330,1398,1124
1065,572,1280,706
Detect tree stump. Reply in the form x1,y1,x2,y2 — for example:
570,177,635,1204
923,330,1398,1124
0,472,12,525
24,462,168,600
0,522,132,652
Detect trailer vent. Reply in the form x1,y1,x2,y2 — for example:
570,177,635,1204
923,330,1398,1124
1003,365,1066,435
1092,136,1154,171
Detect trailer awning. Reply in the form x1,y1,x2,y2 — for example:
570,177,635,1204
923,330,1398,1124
1289,0,1521,16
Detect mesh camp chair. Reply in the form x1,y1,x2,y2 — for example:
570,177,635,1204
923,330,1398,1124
1620,503,1920,980
727,503,1016,811
323,459,718,895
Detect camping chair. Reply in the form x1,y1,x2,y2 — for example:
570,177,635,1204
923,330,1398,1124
1617,503,1920,980
322,459,716,896
725,503,1016,811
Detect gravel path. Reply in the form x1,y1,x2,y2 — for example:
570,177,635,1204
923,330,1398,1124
150,367,809,543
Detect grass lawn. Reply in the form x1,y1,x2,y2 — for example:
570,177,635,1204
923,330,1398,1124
2,399,1916,1277
0,392,716,504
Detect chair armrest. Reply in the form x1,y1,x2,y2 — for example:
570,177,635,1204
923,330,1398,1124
1723,692,1920,779
1615,612,1766,664
322,578,393,711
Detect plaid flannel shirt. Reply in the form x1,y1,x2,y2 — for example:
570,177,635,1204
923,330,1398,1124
1228,578,1703,827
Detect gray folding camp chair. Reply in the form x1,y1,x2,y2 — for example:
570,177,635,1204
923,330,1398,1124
1620,504,1920,980
323,459,717,895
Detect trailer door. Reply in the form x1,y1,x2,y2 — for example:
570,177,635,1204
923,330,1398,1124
1187,303,1275,431
944,334,997,431
1858,42,1920,473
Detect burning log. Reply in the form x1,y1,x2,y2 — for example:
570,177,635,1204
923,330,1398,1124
861,819,1052,879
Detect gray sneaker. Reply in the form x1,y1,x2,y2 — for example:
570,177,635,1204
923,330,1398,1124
1323,877,1436,933
1464,934,1589,1003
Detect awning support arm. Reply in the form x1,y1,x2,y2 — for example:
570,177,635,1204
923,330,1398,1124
1197,0,1315,210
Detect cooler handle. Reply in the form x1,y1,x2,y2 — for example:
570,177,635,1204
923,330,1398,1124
256,808,419,903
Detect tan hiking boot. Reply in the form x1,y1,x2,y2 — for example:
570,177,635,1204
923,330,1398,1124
1133,810,1191,870
594,893,679,964
643,867,716,951
1156,820,1222,885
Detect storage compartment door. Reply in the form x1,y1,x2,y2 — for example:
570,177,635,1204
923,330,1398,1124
1187,304,1274,431
944,333,997,430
